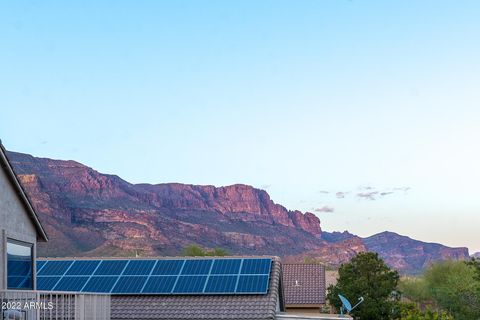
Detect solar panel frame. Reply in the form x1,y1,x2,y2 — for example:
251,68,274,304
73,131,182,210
122,260,156,276
66,260,101,276
37,276,61,291
94,260,129,276
151,260,184,275
54,276,90,291
38,260,74,276
181,260,213,275
204,275,238,293
111,276,149,294
236,275,269,293
142,276,177,294
36,260,47,273
173,275,208,293
210,259,242,275
240,258,272,275
82,276,119,293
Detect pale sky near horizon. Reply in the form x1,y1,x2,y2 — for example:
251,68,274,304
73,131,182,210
1,1,479,253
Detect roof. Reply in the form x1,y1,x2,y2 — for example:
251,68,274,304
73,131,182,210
282,264,326,306
105,256,285,320
0,140,48,241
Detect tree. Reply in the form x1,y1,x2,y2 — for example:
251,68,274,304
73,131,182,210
423,260,480,319
400,260,480,319
327,252,400,319
182,244,206,256
182,244,229,257
398,277,430,304
466,258,480,282
205,248,229,257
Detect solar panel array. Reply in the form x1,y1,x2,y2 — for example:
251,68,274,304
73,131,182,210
36,258,272,295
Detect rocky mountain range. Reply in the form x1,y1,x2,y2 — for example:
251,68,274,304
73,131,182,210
7,151,470,274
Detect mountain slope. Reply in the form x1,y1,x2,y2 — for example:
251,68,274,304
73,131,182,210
363,232,469,274
7,151,470,273
7,151,324,257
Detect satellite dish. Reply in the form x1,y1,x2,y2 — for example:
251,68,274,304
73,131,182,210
338,294,364,316
338,294,352,312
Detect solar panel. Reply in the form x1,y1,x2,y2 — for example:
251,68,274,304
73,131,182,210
37,260,47,272
204,275,237,293
236,275,269,293
181,260,212,275
66,260,100,275
82,276,118,293
211,259,241,274
123,260,156,275
94,260,128,275
54,276,89,291
142,276,177,293
36,258,272,295
240,259,271,274
151,260,183,275
38,261,73,276
173,276,207,293
112,276,148,294
37,276,61,290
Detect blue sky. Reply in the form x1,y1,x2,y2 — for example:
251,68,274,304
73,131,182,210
1,1,479,252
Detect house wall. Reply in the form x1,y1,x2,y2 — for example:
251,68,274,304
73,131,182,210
0,164,37,290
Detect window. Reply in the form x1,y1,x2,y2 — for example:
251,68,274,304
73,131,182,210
7,239,33,290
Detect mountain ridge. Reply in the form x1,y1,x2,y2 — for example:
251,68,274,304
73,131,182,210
6,150,470,274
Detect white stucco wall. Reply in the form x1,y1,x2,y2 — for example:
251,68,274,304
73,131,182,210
0,164,38,290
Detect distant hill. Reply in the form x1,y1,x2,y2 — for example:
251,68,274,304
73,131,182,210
472,252,480,259
7,151,470,274
363,231,469,274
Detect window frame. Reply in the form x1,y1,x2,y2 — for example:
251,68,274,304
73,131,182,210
6,238,34,290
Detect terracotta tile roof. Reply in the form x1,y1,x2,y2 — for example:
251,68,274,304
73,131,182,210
110,256,284,320
282,264,326,305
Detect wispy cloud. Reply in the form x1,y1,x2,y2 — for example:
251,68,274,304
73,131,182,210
314,206,335,213
380,191,394,196
357,191,379,201
359,185,374,190
321,186,411,201
336,191,347,199
356,187,411,200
